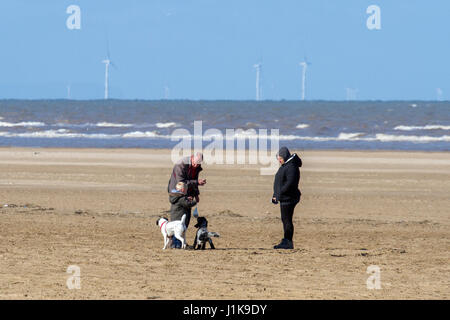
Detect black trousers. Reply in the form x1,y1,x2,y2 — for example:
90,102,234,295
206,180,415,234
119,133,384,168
280,202,297,241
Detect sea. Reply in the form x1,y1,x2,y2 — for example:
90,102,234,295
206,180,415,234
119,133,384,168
0,100,449,151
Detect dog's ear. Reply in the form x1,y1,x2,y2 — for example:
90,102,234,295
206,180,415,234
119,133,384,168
156,218,160,226
194,222,199,228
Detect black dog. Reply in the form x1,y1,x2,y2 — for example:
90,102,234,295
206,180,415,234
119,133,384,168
193,217,220,250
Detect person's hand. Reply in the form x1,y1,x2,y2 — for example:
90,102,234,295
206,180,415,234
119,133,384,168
187,196,193,201
198,178,206,186
272,197,278,204
195,195,200,203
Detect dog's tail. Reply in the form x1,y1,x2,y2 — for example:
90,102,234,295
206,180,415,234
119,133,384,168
180,214,187,228
208,232,220,238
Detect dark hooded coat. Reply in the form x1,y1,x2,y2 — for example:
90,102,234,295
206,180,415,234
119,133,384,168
273,147,302,204
169,192,197,222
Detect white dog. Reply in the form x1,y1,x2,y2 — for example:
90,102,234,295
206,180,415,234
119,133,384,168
156,214,187,249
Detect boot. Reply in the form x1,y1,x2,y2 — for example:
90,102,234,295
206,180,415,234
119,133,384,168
274,238,294,249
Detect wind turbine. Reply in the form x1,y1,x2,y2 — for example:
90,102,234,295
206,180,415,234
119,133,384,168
346,88,358,101
253,63,262,101
102,59,110,99
299,58,311,101
164,85,170,99
436,88,443,101
102,39,116,100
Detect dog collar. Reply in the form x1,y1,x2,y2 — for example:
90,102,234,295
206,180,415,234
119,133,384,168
160,220,167,231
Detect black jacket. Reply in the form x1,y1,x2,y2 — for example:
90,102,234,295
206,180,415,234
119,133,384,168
273,153,302,204
169,192,197,221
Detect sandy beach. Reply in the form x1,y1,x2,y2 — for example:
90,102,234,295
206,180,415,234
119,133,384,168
0,147,449,299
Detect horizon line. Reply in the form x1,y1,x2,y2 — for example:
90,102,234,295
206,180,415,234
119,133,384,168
0,99,448,103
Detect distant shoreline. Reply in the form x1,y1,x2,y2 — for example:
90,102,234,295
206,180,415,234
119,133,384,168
1,99,449,102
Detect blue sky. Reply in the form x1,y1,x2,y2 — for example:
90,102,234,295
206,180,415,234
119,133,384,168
0,0,449,100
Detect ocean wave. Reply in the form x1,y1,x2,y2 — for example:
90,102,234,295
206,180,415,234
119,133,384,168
95,122,134,127
0,130,448,143
122,131,160,138
394,125,450,131
54,122,137,128
156,122,177,128
374,134,450,142
0,130,121,139
0,121,46,127
52,122,171,129
337,132,364,140
282,133,450,143
0,130,164,139
295,124,309,129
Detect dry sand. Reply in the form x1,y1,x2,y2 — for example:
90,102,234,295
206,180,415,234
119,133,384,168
0,148,449,299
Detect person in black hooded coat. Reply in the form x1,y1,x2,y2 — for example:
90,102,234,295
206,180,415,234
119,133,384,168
272,146,302,249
